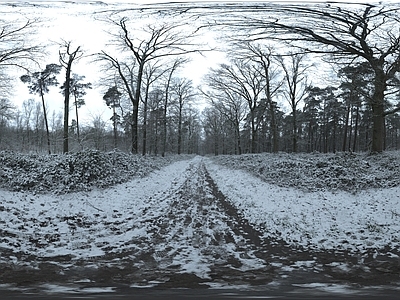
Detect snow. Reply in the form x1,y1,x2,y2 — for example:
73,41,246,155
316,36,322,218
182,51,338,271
0,158,192,260
1,151,400,293
206,160,400,254
39,283,116,294
291,282,360,294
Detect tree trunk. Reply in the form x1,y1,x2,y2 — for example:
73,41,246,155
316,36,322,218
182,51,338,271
292,107,297,153
332,115,337,153
74,95,81,149
270,101,279,153
352,105,360,152
162,69,174,157
162,65,180,157
63,65,71,154
342,100,351,152
142,84,149,156
177,100,183,155
307,121,311,152
370,67,386,153
235,118,242,155
348,106,353,152
154,102,159,155
383,118,387,150
40,89,51,154
162,101,168,157
251,114,257,153
132,62,144,154
113,106,117,149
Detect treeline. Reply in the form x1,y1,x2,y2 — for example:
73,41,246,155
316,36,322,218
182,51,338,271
0,94,203,155
1,3,400,155
201,54,400,155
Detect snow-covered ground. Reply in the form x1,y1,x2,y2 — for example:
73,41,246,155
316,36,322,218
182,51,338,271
1,151,400,294
0,159,193,260
206,159,400,254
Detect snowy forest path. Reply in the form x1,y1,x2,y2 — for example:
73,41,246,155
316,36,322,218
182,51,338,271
122,157,277,288
1,156,281,289
1,156,400,297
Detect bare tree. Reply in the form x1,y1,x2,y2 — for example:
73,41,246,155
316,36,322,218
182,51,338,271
32,101,44,151
201,85,246,155
185,106,201,154
277,54,310,153
161,58,188,157
207,60,267,153
338,62,374,152
89,113,107,151
98,18,203,154
147,88,164,155
0,98,15,147
236,43,283,153
0,98,15,121
202,107,225,155
0,70,13,99
21,98,35,151
0,18,42,139
170,78,196,155
59,42,83,153
0,18,42,71
95,53,137,147
141,61,166,155
236,3,400,153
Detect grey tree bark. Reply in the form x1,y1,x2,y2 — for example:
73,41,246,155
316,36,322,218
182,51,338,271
59,42,82,154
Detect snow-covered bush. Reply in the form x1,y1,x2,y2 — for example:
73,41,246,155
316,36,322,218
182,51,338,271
0,150,182,194
66,150,114,182
211,151,400,192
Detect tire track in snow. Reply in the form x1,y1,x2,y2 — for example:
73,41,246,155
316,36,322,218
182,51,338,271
126,158,274,288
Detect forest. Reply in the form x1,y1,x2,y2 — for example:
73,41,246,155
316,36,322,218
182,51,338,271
1,3,400,296
0,1,400,156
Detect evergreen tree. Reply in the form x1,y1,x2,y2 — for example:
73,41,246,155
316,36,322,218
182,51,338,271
103,86,122,149
61,74,91,148
20,64,62,154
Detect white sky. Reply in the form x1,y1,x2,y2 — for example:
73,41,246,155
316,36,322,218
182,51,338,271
99,0,390,4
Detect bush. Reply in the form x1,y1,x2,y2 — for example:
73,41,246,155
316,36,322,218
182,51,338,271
212,151,400,192
0,150,180,194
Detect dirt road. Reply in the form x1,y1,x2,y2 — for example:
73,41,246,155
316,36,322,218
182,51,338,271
1,157,399,298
